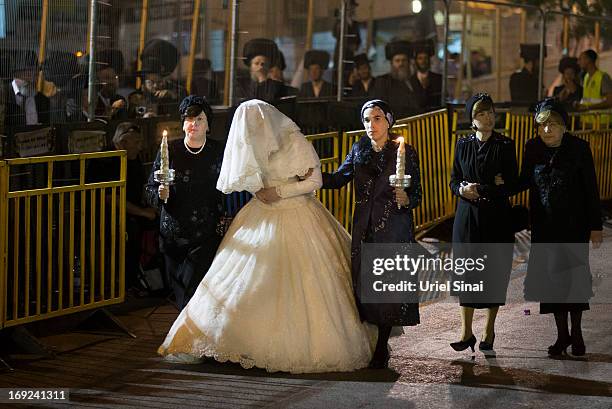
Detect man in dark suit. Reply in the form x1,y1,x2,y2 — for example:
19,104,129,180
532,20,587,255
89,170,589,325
5,50,50,128
371,40,419,119
299,50,334,99
234,38,286,104
409,40,443,113
349,53,376,99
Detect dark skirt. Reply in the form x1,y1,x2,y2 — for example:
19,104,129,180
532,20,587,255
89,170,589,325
540,303,590,314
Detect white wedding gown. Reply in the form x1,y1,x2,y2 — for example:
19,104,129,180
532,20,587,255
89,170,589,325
158,170,374,373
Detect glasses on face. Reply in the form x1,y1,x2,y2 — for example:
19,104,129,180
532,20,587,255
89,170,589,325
538,121,563,129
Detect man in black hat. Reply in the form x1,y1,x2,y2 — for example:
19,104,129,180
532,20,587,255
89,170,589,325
192,58,220,105
83,48,127,121
268,50,298,97
509,44,544,106
42,51,81,123
135,39,186,116
409,40,443,113
139,58,187,117
299,50,334,99
234,38,285,104
349,53,376,99
5,49,50,128
371,40,419,119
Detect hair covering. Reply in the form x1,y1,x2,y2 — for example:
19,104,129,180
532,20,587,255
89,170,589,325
95,48,124,74
361,99,395,129
42,51,79,87
385,40,413,61
179,95,213,128
217,99,320,194
558,56,579,74
304,50,330,69
243,38,279,67
520,44,546,62
534,97,568,126
465,93,494,121
113,122,141,145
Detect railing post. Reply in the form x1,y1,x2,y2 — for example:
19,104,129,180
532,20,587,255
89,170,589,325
442,0,450,106
136,0,149,90
0,161,7,329
186,0,202,94
336,0,347,102
87,0,99,122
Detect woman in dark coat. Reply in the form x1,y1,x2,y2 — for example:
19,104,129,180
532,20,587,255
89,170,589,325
322,99,422,368
145,96,224,310
449,93,518,353
517,98,602,356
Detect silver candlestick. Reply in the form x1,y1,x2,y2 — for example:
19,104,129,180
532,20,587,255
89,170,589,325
390,136,411,209
154,130,175,203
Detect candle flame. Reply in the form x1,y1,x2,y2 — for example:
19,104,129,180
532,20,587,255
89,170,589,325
162,129,168,138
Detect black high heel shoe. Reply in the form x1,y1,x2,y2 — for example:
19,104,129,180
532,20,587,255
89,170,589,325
571,334,586,356
450,335,477,352
548,338,571,356
479,333,495,351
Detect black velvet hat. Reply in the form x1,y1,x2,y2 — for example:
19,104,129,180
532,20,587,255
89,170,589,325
304,50,330,69
42,51,79,87
270,50,286,71
353,53,372,68
140,39,179,76
95,48,124,74
558,56,579,74
465,93,494,121
12,49,38,73
520,43,546,62
534,97,568,126
385,40,413,60
243,38,279,67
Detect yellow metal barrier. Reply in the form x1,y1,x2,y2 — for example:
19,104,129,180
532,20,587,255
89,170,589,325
0,151,126,329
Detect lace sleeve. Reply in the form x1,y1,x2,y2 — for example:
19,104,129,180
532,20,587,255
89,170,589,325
275,168,322,199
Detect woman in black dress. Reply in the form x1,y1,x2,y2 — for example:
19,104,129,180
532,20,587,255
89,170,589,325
146,95,224,309
517,99,602,356
322,99,422,368
449,93,518,353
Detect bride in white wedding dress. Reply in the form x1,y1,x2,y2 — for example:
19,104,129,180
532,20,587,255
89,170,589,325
158,99,374,373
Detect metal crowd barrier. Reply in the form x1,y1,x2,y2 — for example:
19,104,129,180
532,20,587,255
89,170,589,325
0,151,126,328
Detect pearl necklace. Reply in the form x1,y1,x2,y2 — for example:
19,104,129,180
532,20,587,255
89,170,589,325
184,137,206,155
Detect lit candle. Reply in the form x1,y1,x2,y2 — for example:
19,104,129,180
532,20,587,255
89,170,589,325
396,136,405,179
160,130,169,175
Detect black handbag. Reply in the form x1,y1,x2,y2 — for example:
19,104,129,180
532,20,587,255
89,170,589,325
511,205,529,233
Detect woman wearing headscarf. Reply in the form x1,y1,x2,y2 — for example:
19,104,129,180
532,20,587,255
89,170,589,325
449,93,518,353
145,95,224,309
322,99,423,369
517,98,602,356
158,99,373,373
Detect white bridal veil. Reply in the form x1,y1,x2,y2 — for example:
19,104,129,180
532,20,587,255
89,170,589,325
216,99,320,194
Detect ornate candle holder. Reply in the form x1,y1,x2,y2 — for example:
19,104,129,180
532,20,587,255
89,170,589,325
154,130,175,203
